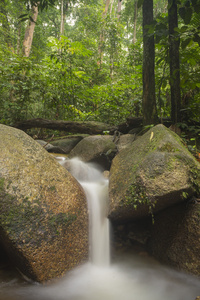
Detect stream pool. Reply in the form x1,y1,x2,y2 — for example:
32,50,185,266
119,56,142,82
0,253,200,300
0,157,200,300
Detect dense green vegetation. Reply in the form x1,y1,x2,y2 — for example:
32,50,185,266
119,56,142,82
0,0,200,134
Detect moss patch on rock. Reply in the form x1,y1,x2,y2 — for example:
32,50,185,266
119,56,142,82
148,201,200,276
109,124,200,222
0,124,89,282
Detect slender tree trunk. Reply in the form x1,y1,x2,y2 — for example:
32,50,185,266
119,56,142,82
14,118,117,135
142,0,158,125
110,54,114,79
22,5,38,57
110,0,114,15
168,0,181,124
0,0,14,51
133,0,138,44
17,22,22,55
109,0,123,78
103,0,111,16
117,0,123,19
59,0,68,55
98,0,110,68
60,0,68,37
60,0,64,36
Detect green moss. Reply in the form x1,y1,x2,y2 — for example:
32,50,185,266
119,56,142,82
124,177,156,215
189,167,200,196
174,152,200,196
166,155,179,172
159,142,180,152
0,178,17,208
0,178,5,190
0,179,78,246
49,185,56,192
125,184,148,209
49,212,77,234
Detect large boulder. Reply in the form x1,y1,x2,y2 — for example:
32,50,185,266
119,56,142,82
51,135,87,154
68,135,117,169
0,125,88,282
36,139,66,154
114,133,136,152
148,200,200,276
109,124,200,222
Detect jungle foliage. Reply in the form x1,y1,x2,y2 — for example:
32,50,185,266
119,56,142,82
0,0,200,134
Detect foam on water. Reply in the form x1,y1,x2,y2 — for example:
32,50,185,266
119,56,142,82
0,157,200,300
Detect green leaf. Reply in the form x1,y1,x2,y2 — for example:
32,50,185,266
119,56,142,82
179,25,189,33
19,17,29,22
179,6,193,24
19,14,28,19
137,0,144,9
179,7,186,20
184,7,193,24
24,0,57,11
187,58,196,66
181,37,192,49
191,0,197,6
193,33,200,46
194,3,200,13
185,0,191,7
29,16,36,23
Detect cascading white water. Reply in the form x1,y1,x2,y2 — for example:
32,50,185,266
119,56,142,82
0,156,200,300
62,157,110,266
82,182,110,266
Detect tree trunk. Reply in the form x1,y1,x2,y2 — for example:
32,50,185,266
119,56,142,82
117,0,123,19
109,0,123,78
60,0,68,37
142,0,158,125
14,117,200,135
17,22,22,55
14,118,117,135
0,0,14,51
133,1,138,44
103,0,111,16
110,0,114,15
168,0,181,124
60,0,64,36
98,0,110,68
22,5,38,57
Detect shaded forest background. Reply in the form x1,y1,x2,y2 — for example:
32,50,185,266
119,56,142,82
0,0,200,153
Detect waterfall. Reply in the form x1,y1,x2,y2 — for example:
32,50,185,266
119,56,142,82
61,157,110,266
1,156,200,300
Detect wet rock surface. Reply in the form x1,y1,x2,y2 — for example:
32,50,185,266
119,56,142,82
68,135,117,169
0,124,89,283
50,135,86,154
36,139,66,154
148,200,200,276
109,124,200,222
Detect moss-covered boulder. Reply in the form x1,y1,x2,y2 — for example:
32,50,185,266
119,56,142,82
148,200,200,276
116,134,136,152
36,140,66,154
68,135,117,169
0,125,88,282
51,135,87,154
109,124,200,222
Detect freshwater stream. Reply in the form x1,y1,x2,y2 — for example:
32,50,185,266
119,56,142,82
0,157,200,300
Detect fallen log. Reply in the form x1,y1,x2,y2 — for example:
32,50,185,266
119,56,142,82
14,118,117,135
13,117,199,136
117,117,173,133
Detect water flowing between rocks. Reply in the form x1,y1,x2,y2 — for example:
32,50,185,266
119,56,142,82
0,157,200,300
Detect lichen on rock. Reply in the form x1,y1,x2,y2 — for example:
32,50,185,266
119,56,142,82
0,124,89,282
148,200,200,276
109,124,200,222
